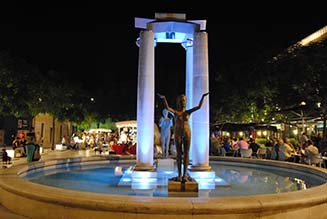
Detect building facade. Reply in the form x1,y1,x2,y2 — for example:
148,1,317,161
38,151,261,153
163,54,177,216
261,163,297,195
32,113,72,149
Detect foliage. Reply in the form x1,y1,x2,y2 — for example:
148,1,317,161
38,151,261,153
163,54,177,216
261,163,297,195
266,38,327,133
211,37,327,140
0,50,114,126
0,51,39,117
211,48,281,124
73,115,117,132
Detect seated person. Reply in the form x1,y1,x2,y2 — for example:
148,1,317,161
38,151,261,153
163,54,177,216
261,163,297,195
256,146,267,159
249,138,260,157
210,137,220,155
2,148,12,165
271,138,293,161
278,138,293,161
12,137,20,149
13,137,26,157
301,140,320,165
20,138,27,153
233,137,249,150
223,137,232,152
284,137,296,153
125,142,136,155
112,143,126,154
233,137,249,157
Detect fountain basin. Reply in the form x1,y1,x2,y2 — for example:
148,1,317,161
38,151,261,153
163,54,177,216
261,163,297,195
1,156,327,219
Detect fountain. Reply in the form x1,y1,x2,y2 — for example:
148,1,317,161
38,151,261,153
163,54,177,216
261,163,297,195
1,156,327,218
0,13,327,219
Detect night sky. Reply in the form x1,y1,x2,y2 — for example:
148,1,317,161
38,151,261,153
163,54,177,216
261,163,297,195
1,2,327,116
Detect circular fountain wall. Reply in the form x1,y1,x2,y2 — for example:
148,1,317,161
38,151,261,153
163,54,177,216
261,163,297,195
1,156,327,219
20,158,325,197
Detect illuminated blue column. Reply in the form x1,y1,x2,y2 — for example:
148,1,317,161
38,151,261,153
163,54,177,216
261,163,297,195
184,40,194,161
190,31,211,171
135,30,155,171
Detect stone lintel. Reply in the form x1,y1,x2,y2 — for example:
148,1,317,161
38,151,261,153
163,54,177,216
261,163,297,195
155,13,186,21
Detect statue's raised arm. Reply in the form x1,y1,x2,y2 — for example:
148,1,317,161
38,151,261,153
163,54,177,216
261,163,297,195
157,93,176,114
188,92,209,114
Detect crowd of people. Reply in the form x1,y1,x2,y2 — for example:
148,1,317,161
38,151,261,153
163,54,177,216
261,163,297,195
60,126,324,167
210,132,323,166
62,130,137,155
3,126,325,169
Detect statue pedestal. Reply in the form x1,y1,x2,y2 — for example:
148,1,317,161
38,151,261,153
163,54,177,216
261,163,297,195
168,180,198,193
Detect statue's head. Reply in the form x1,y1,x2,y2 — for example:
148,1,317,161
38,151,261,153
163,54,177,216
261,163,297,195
162,109,169,118
176,94,186,110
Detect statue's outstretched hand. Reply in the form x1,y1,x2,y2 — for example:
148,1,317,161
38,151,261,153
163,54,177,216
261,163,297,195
203,92,209,97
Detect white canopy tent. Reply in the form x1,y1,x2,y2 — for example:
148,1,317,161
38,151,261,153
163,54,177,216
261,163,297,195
115,120,137,129
87,128,112,133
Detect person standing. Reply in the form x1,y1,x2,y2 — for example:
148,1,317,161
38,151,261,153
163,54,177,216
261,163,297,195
25,132,41,162
159,108,174,158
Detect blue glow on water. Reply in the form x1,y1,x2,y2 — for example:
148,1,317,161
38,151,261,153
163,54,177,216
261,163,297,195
23,162,326,197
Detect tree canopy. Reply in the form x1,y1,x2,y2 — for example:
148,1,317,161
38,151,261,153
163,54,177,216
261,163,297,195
211,37,327,139
0,50,111,125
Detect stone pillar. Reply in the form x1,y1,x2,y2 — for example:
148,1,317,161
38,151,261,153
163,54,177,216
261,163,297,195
135,30,155,171
184,40,194,161
190,31,211,171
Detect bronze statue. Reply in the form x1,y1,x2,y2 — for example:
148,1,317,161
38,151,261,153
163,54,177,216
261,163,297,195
157,92,209,182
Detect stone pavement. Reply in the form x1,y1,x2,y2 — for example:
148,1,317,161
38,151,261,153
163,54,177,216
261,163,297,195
0,205,30,219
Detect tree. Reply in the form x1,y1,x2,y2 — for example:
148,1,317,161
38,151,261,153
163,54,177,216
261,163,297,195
266,38,327,148
0,51,40,118
211,47,282,124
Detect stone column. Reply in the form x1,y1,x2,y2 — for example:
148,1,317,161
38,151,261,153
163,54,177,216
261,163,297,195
184,40,194,161
134,30,155,171
190,31,211,171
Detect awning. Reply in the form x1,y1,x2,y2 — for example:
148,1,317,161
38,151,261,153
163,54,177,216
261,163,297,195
87,128,112,133
115,120,137,128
